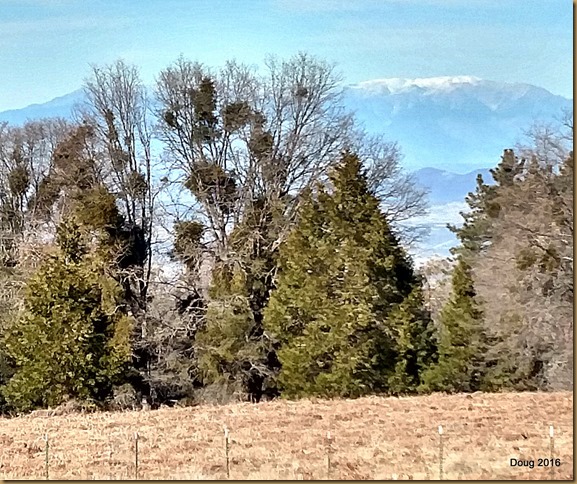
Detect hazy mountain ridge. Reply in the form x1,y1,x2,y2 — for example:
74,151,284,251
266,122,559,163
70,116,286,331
406,166,496,262
413,166,493,205
344,76,571,173
0,90,84,125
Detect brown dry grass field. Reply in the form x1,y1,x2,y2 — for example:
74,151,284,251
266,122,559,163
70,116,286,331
0,391,572,480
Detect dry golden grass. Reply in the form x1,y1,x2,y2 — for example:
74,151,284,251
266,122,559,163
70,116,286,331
0,391,571,480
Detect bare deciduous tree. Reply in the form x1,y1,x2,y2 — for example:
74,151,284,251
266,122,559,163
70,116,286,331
156,52,426,265
0,118,74,265
474,118,573,390
79,59,157,305
78,60,163,401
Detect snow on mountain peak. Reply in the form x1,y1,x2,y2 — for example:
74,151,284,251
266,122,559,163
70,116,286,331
349,76,483,94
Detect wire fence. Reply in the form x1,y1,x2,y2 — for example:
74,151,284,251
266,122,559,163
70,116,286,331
0,422,565,480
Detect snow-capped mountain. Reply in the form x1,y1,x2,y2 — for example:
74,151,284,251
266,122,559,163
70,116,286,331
344,76,571,172
348,75,549,106
350,75,485,95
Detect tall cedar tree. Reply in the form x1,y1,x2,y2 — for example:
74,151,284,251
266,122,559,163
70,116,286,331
264,152,435,398
1,220,132,412
449,149,523,257
430,149,525,392
30,123,155,402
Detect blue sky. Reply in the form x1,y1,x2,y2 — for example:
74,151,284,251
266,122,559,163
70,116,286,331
0,0,572,111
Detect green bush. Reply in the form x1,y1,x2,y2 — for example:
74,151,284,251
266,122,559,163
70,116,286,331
1,221,132,412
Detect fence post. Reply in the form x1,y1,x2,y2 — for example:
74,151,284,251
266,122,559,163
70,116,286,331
224,426,230,479
326,431,333,480
438,425,444,480
108,447,113,481
134,431,139,480
43,433,49,480
549,425,554,480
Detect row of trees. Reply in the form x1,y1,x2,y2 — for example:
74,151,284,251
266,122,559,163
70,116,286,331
0,54,429,410
0,54,571,413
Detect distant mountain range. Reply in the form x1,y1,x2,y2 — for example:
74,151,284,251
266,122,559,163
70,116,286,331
344,76,571,172
413,166,492,205
344,76,570,261
0,90,83,126
0,76,570,262
1,76,571,173
408,166,495,263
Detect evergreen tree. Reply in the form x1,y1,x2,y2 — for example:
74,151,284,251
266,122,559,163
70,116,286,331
194,261,274,401
387,285,436,393
1,220,132,412
263,152,434,398
419,256,486,392
449,149,524,257
423,149,526,393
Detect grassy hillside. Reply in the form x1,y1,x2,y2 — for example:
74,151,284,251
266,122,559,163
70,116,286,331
0,391,572,480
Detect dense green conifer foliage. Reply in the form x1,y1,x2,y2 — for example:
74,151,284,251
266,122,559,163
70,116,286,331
264,153,435,398
2,221,132,411
419,256,486,392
